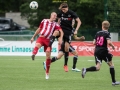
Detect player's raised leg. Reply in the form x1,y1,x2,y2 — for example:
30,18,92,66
43,51,64,70
31,27,42,60
32,42,42,60
46,30,63,52
82,57,101,78
81,66,98,78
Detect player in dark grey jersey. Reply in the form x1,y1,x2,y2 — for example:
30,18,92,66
57,3,81,72
43,31,85,72
44,3,83,73
81,20,120,86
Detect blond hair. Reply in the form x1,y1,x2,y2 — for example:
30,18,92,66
102,20,110,30
58,3,68,10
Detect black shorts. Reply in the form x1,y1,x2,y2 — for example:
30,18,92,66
69,45,75,52
94,51,113,64
59,44,75,53
63,34,72,44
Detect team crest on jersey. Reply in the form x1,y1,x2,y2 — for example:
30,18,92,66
68,15,71,17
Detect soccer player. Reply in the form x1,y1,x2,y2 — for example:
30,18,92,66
48,37,84,72
62,28,85,72
57,3,82,71
81,20,120,86
43,28,85,72
31,12,63,79
45,3,82,72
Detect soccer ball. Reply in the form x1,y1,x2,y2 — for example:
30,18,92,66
29,1,38,9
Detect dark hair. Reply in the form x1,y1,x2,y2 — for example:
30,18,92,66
59,3,68,10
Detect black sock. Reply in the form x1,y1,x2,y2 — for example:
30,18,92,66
64,52,69,66
72,56,78,69
86,66,97,72
49,36,55,47
51,57,58,63
110,66,116,83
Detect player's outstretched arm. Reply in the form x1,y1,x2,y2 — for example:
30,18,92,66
31,28,41,43
58,29,64,45
74,18,81,35
107,39,115,50
93,39,96,45
73,34,85,41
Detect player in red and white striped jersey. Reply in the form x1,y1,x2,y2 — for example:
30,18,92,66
39,19,60,39
30,12,63,79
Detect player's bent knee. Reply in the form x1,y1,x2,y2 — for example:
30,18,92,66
57,55,62,59
46,52,51,59
96,68,100,71
96,67,100,71
65,47,69,52
74,55,78,58
65,49,69,52
73,51,78,56
46,56,51,59
35,43,42,48
108,61,114,67
57,57,61,59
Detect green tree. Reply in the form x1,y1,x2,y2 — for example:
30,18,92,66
19,0,119,40
67,0,104,40
0,0,27,12
107,0,120,33
20,0,60,28
0,0,119,40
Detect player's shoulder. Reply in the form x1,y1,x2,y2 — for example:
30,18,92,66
103,30,110,35
54,22,60,26
68,9,75,14
97,30,109,34
68,9,74,13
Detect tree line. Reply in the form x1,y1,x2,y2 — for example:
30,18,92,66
0,0,120,40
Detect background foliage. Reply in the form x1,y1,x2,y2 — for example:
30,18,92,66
0,0,120,40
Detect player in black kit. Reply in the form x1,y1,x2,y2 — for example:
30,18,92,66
45,3,82,72
81,20,120,86
57,3,81,72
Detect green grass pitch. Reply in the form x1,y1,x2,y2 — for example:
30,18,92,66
0,56,120,90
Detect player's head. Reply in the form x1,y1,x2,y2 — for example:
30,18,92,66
102,20,110,30
50,12,57,21
59,3,68,13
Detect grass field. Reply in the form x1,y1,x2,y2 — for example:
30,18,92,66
0,56,120,90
